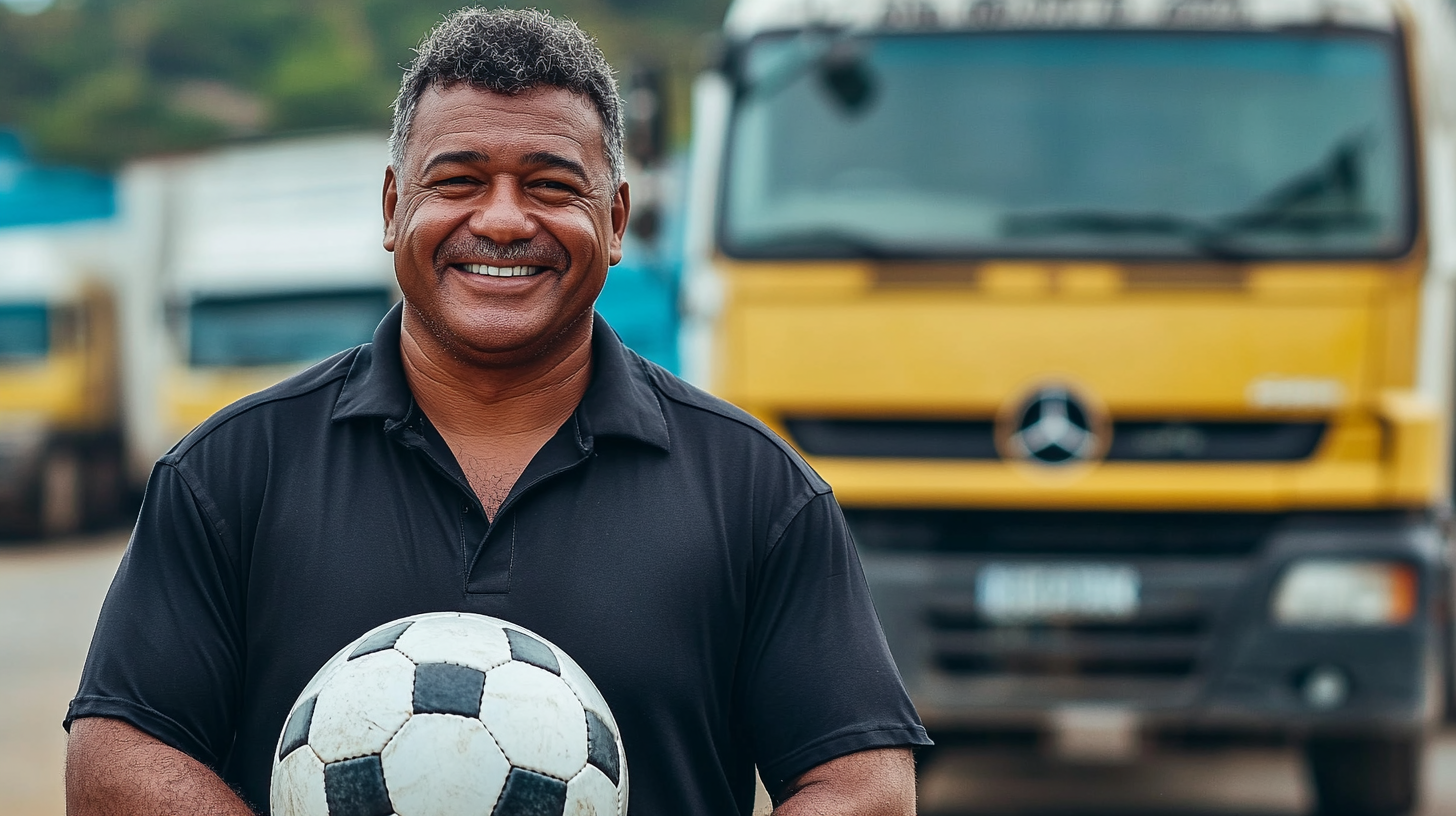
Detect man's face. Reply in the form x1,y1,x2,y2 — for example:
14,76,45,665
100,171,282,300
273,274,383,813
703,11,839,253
384,84,628,363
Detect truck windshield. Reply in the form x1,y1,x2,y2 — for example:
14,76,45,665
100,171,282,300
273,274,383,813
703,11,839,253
0,303,48,361
188,288,392,367
722,31,1412,260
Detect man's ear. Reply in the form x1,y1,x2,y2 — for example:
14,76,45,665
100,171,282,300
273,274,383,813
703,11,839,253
383,165,399,252
608,180,631,266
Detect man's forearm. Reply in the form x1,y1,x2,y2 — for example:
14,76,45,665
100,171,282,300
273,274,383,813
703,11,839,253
66,716,256,816
774,747,917,816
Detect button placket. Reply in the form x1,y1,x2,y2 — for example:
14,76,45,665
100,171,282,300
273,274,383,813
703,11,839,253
466,510,513,595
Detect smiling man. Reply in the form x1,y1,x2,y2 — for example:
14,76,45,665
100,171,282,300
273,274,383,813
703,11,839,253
64,9,929,815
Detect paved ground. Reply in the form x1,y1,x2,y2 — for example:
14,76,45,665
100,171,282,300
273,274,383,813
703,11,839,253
918,740,1456,815
0,530,126,816
3,530,1453,816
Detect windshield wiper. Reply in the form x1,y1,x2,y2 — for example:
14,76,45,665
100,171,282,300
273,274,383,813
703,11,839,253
738,229,921,259
1218,133,1379,235
1002,211,1253,260
1004,211,1206,238
1003,131,1383,258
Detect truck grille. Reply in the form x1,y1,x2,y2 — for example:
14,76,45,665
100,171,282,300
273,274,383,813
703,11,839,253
852,510,1274,706
785,417,1325,461
926,605,1209,679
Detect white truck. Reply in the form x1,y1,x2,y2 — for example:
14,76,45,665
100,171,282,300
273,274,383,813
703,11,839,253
116,133,398,486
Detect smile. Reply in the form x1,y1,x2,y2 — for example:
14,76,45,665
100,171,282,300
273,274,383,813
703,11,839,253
460,264,548,278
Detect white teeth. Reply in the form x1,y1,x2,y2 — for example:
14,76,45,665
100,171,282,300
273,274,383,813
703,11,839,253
462,264,543,277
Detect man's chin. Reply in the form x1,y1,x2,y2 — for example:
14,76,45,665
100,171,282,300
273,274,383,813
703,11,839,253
441,319,589,364
405,296,594,362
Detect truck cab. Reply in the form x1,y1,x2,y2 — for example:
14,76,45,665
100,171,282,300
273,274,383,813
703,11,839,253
684,0,1456,812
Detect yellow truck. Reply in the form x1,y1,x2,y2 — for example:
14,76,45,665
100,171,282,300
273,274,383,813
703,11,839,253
0,228,123,537
683,0,1456,812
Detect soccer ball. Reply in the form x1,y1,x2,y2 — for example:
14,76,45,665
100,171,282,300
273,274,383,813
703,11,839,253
270,612,627,816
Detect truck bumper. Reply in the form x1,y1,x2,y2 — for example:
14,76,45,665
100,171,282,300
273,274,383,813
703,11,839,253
858,510,1446,739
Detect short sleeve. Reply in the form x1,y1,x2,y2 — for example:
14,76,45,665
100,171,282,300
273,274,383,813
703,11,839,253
739,491,932,793
65,462,245,769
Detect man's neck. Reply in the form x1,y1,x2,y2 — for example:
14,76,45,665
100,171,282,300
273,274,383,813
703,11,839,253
398,306,594,517
399,308,594,439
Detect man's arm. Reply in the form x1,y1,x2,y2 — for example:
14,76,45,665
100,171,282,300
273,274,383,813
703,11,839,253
66,717,256,816
774,747,916,816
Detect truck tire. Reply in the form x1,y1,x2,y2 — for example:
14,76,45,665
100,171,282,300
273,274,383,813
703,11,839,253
81,443,123,530
1306,734,1422,816
39,449,82,538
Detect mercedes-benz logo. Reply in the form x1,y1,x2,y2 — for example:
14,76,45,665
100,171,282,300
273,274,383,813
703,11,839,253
1000,385,1108,465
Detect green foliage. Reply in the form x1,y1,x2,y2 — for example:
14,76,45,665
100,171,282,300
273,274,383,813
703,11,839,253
0,0,726,168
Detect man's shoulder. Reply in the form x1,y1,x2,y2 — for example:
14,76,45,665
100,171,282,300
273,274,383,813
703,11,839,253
162,346,361,465
633,354,831,496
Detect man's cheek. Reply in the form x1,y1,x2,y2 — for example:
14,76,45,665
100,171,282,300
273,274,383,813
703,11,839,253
405,216,454,260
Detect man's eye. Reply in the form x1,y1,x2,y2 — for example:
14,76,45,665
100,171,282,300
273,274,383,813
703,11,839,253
436,176,475,187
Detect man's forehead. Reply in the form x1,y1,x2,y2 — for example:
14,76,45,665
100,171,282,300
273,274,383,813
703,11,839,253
407,84,605,167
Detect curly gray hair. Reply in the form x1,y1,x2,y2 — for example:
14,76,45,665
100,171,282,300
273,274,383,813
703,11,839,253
390,7,624,184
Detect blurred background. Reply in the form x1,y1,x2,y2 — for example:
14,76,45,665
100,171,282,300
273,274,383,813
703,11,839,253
7,0,1456,814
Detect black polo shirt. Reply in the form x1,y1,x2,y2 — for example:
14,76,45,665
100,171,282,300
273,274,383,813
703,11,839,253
68,305,929,815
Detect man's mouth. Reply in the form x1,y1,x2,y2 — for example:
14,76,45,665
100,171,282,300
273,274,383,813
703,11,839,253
458,263,550,278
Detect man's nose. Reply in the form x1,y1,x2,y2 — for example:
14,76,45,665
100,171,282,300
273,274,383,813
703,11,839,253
468,179,536,244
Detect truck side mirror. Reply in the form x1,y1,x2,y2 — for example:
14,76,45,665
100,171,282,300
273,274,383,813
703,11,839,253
818,40,876,115
626,64,667,168
626,63,668,246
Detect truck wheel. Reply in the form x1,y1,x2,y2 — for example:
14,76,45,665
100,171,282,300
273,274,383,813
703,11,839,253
1306,734,1422,816
39,450,82,538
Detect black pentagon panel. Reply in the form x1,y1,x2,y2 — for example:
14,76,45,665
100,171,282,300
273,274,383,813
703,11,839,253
349,620,414,660
413,662,486,717
505,629,560,676
323,755,394,816
584,710,620,785
493,768,567,816
278,695,318,761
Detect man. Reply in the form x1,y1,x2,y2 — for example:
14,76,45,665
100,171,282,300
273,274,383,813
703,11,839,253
65,8,930,815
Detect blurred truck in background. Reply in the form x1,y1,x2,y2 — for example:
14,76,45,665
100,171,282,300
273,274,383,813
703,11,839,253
115,133,398,489
684,0,1456,812
0,134,122,537
0,230,124,537
1,132,398,534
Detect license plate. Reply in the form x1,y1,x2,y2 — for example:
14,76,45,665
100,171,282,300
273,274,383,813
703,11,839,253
976,563,1140,622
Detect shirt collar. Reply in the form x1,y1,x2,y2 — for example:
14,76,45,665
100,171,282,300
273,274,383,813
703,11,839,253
577,310,671,453
333,302,670,453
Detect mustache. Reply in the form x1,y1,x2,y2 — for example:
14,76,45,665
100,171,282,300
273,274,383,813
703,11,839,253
435,235,570,270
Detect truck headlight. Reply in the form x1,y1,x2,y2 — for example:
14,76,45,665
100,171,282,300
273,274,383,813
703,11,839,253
1271,560,1416,626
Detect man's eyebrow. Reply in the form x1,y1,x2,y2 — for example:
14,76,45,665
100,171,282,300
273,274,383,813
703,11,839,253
421,150,490,175
522,151,589,183
419,149,590,185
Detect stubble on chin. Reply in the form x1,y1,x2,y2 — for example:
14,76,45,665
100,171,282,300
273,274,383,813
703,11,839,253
403,286,596,370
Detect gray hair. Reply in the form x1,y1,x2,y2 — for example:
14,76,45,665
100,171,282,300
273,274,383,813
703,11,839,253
389,7,624,184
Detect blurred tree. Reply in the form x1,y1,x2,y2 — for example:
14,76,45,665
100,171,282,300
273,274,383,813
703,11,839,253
0,0,727,168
